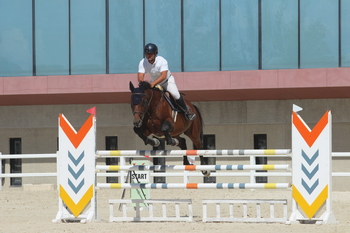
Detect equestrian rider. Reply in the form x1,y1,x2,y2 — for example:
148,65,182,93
137,43,196,121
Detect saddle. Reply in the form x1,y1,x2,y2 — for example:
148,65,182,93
154,86,183,121
154,85,181,112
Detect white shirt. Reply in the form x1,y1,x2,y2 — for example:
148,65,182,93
138,56,172,84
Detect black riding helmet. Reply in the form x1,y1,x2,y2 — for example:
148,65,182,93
144,43,158,54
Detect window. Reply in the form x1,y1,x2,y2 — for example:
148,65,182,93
35,0,69,75
254,134,267,183
300,0,338,68
105,136,118,183
109,0,143,74
0,1,33,77
145,0,182,72
261,0,298,69
1,159,4,187
221,0,259,70
70,0,106,74
184,0,220,71
10,138,22,186
341,1,350,67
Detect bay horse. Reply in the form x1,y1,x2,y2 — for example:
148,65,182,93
129,81,209,176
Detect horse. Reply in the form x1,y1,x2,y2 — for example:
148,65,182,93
129,81,210,176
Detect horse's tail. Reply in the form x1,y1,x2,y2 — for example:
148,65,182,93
193,104,204,146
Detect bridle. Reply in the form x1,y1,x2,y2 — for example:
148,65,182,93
132,90,154,121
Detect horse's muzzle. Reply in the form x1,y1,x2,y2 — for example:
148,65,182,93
132,111,144,128
133,120,142,128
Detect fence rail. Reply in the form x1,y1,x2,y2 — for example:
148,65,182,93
1,152,350,191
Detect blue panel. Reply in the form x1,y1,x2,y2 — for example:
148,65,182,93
0,1,32,77
71,0,106,74
184,0,220,71
221,0,258,71
35,0,69,75
300,0,338,68
145,0,181,72
262,0,298,69
109,0,143,74
341,1,350,67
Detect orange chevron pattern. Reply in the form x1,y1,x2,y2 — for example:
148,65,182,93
292,111,329,147
59,114,94,148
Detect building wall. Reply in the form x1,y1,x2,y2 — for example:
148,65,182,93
1,99,350,190
1,1,350,77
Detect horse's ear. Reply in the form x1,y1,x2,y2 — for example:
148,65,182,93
129,81,134,92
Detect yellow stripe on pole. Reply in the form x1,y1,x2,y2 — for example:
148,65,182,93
264,149,276,155
110,183,123,189
264,183,277,189
262,165,275,170
108,165,120,171
109,151,121,156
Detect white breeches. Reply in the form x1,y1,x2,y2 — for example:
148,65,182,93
160,75,180,100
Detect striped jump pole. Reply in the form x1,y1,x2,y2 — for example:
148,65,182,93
96,149,291,157
96,164,289,171
97,183,291,190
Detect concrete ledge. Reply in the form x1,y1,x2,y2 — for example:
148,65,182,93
23,184,55,191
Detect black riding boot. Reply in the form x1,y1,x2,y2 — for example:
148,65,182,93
176,96,196,121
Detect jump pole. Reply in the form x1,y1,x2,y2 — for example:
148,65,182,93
95,164,290,171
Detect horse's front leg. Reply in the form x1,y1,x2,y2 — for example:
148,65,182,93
161,120,178,146
133,127,160,147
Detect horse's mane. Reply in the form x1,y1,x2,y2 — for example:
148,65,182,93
139,81,152,90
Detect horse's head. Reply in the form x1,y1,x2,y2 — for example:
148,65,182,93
129,81,152,128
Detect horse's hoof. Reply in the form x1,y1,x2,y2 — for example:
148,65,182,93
167,138,179,146
201,170,211,177
152,138,160,147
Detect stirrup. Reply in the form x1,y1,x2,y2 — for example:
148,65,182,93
185,112,196,121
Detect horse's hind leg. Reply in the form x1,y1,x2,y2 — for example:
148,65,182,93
172,136,196,165
176,136,187,150
174,136,192,165
185,132,210,176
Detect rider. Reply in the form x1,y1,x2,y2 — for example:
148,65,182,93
137,43,196,121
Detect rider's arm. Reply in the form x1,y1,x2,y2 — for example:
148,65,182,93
150,71,167,88
138,72,145,83
138,59,146,83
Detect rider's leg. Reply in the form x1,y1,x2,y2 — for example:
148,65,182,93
166,76,196,121
175,96,196,121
